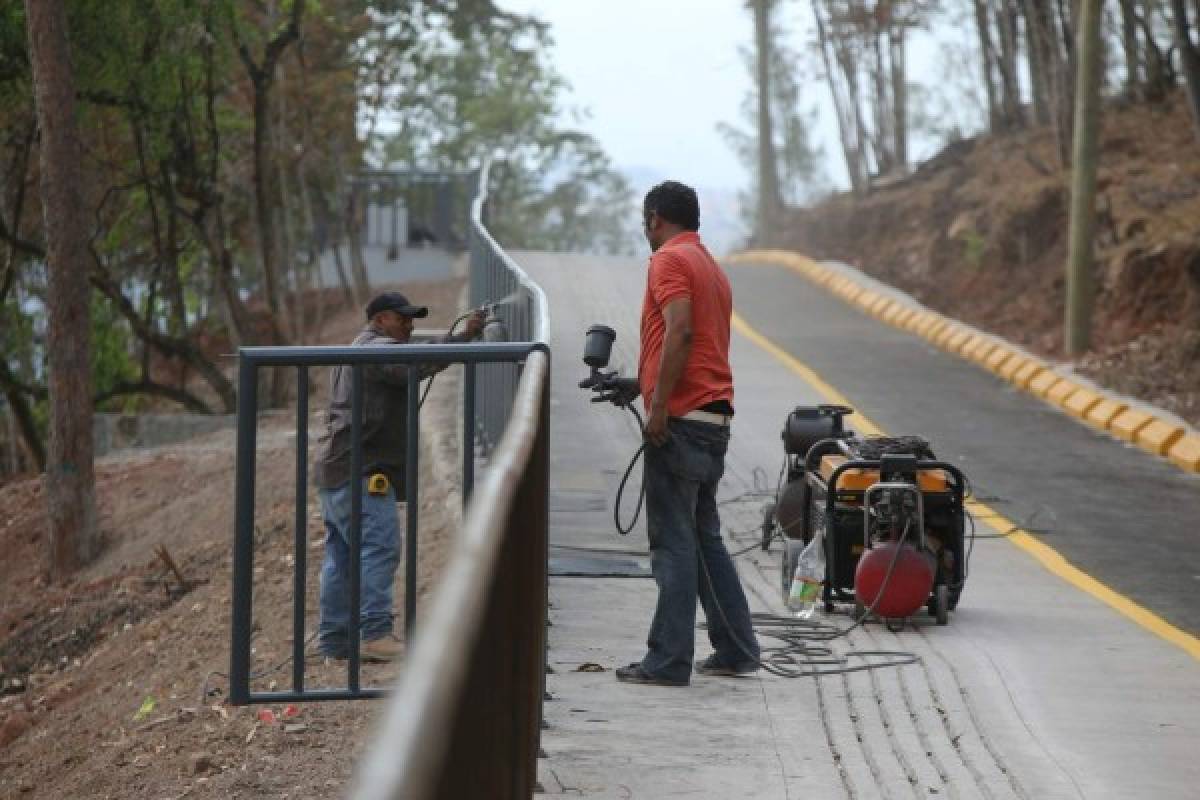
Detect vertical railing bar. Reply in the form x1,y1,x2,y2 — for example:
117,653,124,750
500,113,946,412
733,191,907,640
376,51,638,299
463,362,476,507
349,364,363,693
230,355,258,705
405,364,420,639
293,365,308,694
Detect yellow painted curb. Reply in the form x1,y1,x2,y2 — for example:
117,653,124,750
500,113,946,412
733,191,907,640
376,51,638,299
1136,419,1186,456
729,248,1200,480
869,296,892,317
950,331,979,357
933,324,963,349
985,347,1015,375
1168,434,1200,471
1110,408,1155,442
925,319,952,342
913,315,941,338
1047,380,1081,407
1012,361,1047,389
1029,371,1063,398
999,354,1032,382
1085,398,1129,429
966,338,997,363
1064,388,1103,419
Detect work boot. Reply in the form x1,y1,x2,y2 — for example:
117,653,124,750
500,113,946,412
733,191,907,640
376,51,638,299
614,662,688,687
361,636,403,663
695,654,758,677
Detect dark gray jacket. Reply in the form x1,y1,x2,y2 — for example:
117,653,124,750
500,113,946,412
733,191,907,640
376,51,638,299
313,326,465,496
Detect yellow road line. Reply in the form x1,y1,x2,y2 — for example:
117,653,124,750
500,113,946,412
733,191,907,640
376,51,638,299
731,309,1200,662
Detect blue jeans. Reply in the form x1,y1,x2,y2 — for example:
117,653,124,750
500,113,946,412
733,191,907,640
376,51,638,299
317,478,402,656
640,418,760,682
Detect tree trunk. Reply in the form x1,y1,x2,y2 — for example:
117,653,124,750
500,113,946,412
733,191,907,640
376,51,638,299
752,0,783,242
24,0,99,577
1023,0,1051,124
1118,0,1141,97
1065,0,1103,356
995,0,1024,127
889,22,907,169
815,2,866,194
1169,0,1200,142
0,363,45,472
975,0,1002,132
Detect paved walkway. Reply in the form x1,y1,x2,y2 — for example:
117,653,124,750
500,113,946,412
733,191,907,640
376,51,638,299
520,250,1200,799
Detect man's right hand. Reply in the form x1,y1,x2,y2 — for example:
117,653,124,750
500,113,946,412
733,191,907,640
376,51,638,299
593,377,641,408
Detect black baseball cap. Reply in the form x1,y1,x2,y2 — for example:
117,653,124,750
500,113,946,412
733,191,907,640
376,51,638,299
365,292,429,320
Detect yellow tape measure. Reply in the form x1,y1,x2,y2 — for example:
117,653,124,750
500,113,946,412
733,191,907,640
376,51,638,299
367,473,390,496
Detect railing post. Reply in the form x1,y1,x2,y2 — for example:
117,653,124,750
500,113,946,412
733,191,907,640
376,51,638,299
349,365,364,692
293,366,308,693
406,364,420,638
230,354,258,706
462,363,476,507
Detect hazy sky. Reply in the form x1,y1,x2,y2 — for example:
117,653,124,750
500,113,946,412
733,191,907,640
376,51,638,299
499,0,758,191
495,2,980,202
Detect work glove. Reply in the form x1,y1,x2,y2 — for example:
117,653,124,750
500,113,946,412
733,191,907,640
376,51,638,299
593,376,641,408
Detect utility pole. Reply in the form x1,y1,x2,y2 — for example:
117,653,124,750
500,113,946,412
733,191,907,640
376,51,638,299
24,0,99,577
1064,0,1102,356
752,0,782,245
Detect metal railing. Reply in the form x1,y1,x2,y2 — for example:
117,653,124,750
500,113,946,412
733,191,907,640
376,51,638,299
228,161,551,798
352,160,551,798
469,160,549,451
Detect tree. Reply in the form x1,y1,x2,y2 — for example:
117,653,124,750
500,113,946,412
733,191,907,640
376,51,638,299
751,0,783,242
23,0,99,576
1065,0,1103,355
1169,0,1200,142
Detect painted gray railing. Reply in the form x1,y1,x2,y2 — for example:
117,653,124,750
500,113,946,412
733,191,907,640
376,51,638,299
228,161,551,798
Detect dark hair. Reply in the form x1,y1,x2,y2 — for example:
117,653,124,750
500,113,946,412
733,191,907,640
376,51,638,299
643,181,699,231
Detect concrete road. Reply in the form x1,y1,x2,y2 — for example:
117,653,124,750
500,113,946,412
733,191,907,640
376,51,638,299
520,250,1200,799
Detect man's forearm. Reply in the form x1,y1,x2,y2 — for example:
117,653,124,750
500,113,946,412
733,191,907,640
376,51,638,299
650,329,691,413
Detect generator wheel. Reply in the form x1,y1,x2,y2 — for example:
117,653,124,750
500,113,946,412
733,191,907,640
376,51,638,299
934,585,949,625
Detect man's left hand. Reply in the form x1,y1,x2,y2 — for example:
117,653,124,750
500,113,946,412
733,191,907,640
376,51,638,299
644,405,670,447
463,309,488,339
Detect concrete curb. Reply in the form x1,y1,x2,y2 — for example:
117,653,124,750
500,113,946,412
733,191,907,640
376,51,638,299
727,249,1200,475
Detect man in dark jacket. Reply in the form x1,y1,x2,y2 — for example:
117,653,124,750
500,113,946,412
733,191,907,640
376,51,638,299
313,291,484,661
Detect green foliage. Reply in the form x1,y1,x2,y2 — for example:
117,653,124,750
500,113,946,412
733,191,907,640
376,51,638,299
90,292,137,405
961,228,986,270
374,9,636,254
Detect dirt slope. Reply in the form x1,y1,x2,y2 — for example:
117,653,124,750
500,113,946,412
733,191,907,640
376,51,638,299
0,278,465,799
783,92,1200,427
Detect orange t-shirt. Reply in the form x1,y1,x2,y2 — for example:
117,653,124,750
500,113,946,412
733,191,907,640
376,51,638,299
638,231,734,417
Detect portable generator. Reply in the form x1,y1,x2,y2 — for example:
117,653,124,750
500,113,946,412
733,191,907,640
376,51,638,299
767,405,968,627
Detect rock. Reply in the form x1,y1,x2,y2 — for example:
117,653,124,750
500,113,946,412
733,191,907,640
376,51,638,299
0,711,33,747
189,752,216,775
283,723,308,734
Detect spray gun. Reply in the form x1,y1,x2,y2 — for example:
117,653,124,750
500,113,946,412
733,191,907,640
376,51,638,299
579,324,640,407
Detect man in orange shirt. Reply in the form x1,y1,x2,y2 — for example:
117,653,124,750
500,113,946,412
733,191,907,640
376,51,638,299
614,181,760,687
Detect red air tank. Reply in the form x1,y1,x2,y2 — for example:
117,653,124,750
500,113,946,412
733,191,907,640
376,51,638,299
854,542,935,619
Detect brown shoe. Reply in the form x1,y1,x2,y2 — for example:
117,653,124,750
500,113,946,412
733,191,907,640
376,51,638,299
361,636,403,663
